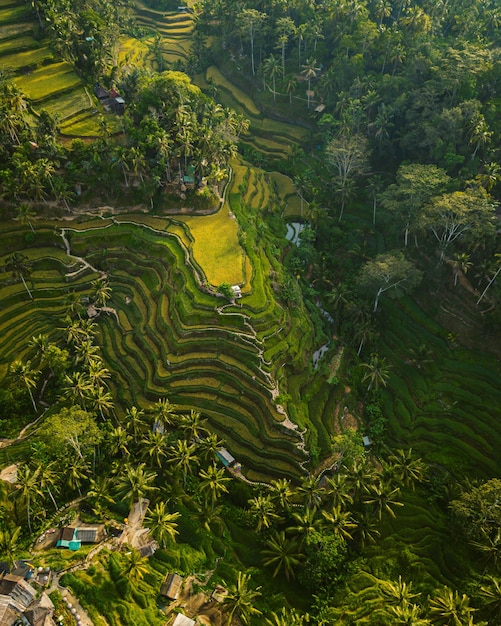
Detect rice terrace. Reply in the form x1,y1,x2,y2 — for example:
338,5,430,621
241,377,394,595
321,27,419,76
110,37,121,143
0,0,500,624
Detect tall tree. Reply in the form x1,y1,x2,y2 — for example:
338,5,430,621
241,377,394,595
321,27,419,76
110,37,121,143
144,501,180,547
238,9,267,77
357,251,422,312
261,531,304,580
223,571,262,626
5,252,33,299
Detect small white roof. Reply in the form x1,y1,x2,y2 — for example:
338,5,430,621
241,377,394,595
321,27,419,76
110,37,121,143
363,436,372,447
173,614,196,626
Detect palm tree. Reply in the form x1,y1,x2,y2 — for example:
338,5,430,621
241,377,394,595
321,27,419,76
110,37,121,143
324,474,354,510
452,253,473,287
62,371,92,409
381,576,420,607
87,476,114,517
5,252,33,299
180,409,209,441
353,512,381,548
360,354,391,393
261,531,304,580
265,607,308,626
116,463,157,516
90,385,114,421
388,601,431,626
427,587,476,625
385,449,427,490
91,278,111,307
64,457,89,496
321,505,358,541
0,526,22,569
198,464,230,510
144,501,180,547
122,549,149,584
16,202,36,233
151,397,178,432
108,426,132,458
168,439,199,488
14,464,42,534
87,359,111,389
198,432,224,463
248,494,280,532
301,58,320,109
124,405,146,443
478,576,501,624
284,74,297,103
269,478,295,514
141,431,168,469
287,507,322,541
366,174,385,225
9,360,40,412
35,461,59,511
470,529,501,573
364,480,404,520
263,54,281,100
297,475,325,509
223,571,262,626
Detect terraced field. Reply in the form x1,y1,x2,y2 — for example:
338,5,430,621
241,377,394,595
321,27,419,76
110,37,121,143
0,0,103,136
379,298,501,479
132,0,193,69
0,202,313,481
195,66,310,162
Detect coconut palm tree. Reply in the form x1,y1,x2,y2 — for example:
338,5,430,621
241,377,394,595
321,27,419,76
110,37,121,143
124,406,146,443
14,464,42,534
198,464,230,511
108,426,132,458
91,278,111,307
90,385,114,421
64,456,89,496
360,354,391,393
353,512,381,548
34,461,59,511
364,480,404,520
248,494,280,532
141,430,168,469
223,571,262,626
168,439,199,488
263,54,281,100
321,505,358,541
384,449,427,490
16,202,36,233
62,371,93,410
478,576,501,624
287,507,322,540
427,587,476,625
180,409,209,441
150,397,178,432
298,475,325,509
144,501,180,547
122,549,149,584
0,526,22,569
116,463,157,516
87,476,114,517
324,474,354,510
9,360,40,412
269,478,295,514
5,252,33,299
380,576,420,607
261,531,304,580
265,607,308,626
301,58,320,109
198,432,224,463
388,601,431,626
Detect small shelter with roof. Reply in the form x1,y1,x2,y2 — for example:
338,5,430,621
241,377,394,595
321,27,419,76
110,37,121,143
172,614,196,626
160,573,183,601
216,448,235,468
56,526,100,550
